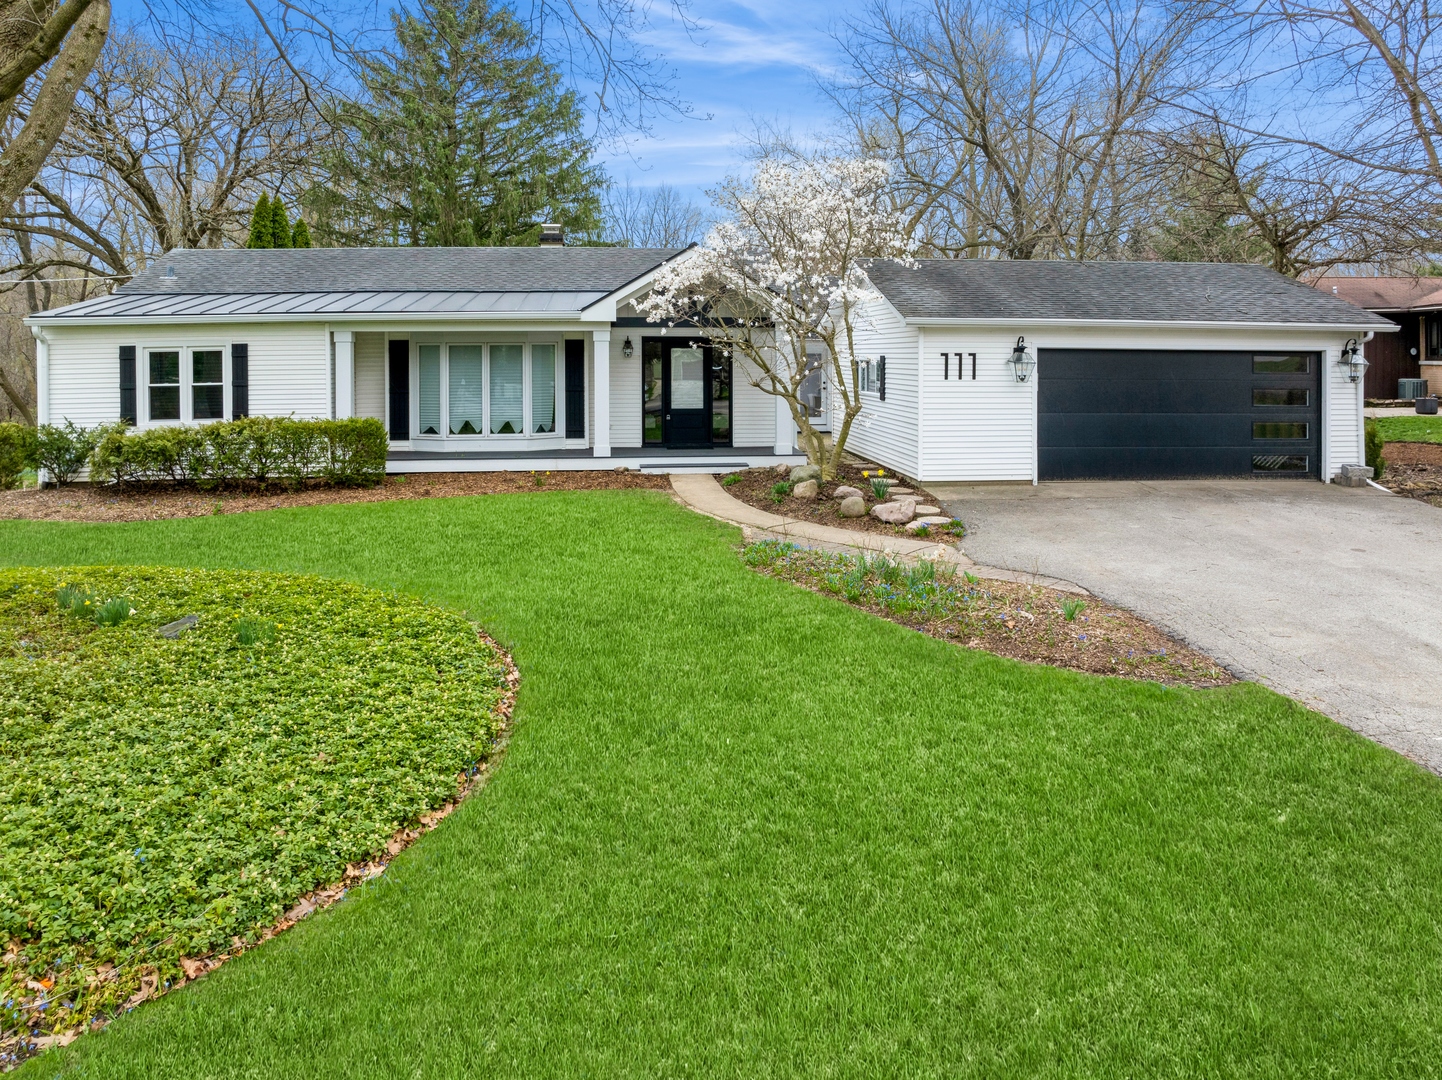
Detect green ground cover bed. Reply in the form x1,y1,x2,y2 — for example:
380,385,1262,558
2,493,1442,1077
1,567,508,1059
742,541,1231,686
1370,415,1442,444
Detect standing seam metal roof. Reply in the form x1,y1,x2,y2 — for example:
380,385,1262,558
31,246,685,320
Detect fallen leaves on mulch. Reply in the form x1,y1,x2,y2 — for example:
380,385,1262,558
1380,442,1442,507
0,632,519,1072
721,462,964,540
744,541,1233,689
0,471,671,523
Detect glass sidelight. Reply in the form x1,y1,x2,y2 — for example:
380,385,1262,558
643,340,663,444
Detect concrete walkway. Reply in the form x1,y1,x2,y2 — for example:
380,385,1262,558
669,473,1086,592
930,478,1442,773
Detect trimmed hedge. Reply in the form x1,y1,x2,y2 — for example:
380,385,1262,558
91,416,388,488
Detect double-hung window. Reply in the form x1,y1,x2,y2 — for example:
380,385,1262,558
146,346,226,423
414,341,559,440
148,350,181,421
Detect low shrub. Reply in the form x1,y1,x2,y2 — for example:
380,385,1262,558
35,420,117,485
1,565,509,1038
0,421,35,489
91,416,388,489
1364,418,1386,478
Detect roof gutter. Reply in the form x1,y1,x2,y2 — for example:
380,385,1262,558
900,316,1398,332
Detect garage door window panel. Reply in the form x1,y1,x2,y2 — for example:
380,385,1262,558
1253,388,1309,406
1253,355,1311,373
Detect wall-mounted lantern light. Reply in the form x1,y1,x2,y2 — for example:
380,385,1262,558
622,336,634,359
1338,338,1367,383
1007,336,1035,383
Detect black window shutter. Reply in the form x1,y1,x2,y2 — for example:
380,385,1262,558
565,339,585,438
388,339,410,440
119,345,137,424
878,355,887,401
230,343,249,419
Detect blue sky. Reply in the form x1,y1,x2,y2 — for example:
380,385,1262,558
595,0,851,201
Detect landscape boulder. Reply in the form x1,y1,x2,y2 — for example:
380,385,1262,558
833,485,863,500
871,499,916,524
792,479,819,500
838,496,867,517
905,516,952,533
772,462,791,477
790,464,822,483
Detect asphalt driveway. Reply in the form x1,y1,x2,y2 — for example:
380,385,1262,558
929,479,1442,773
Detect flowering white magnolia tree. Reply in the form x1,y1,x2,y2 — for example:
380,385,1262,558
638,157,916,479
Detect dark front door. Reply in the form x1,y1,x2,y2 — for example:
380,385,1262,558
1038,349,1321,480
642,339,732,448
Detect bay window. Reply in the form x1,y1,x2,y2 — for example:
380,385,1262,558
412,341,561,440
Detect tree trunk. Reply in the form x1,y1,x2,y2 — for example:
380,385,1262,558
0,0,109,211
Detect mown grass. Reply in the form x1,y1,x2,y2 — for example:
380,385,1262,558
3,490,1442,1078
1372,415,1442,444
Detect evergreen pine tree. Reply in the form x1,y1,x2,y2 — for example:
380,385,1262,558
321,0,602,246
246,194,273,248
269,198,292,248
290,217,312,248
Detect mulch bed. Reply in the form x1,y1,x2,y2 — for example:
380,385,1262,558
1380,442,1442,507
721,462,962,540
745,542,1233,689
0,471,672,523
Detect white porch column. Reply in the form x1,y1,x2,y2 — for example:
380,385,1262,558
773,338,794,455
774,394,794,456
592,329,611,457
32,328,49,426
333,330,354,419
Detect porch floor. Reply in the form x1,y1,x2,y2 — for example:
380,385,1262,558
386,446,805,474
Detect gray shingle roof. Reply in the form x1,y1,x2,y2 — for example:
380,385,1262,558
863,259,1394,328
120,245,685,294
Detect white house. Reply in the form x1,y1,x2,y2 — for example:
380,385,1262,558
27,248,1391,483
26,245,801,475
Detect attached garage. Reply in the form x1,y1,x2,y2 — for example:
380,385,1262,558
844,260,1394,485
1038,349,1321,480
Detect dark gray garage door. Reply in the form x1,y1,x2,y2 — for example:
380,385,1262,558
1038,349,1321,480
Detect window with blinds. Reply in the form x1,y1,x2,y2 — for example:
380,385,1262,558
448,345,484,434
532,344,556,433
418,344,442,435
490,344,523,434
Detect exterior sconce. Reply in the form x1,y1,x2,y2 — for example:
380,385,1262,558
1338,338,1367,383
622,336,634,358
1008,336,1035,383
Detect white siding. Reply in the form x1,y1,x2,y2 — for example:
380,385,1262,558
610,334,640,447
731,357,776,447
919,329,1037,482
42,321,330,427
839,295,921,476
1325,339,1366,475
354,332,386,422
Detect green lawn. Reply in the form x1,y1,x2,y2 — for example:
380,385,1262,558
1372,415,1442,444
4,490,1441,1078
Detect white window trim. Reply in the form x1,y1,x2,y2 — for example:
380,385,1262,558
141,343,229,426
411,338,563,444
